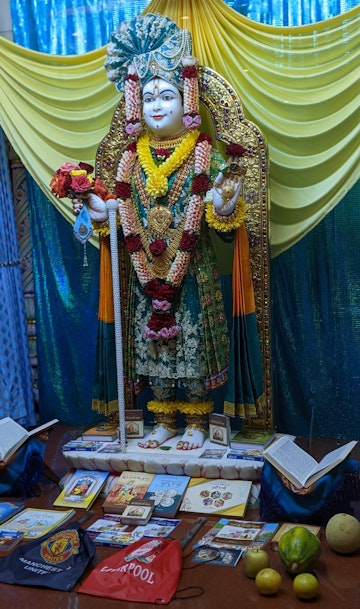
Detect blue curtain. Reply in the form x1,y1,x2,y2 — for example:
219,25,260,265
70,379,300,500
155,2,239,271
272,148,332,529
10,0,360,51
10,0,150,53
5,0,360,437
272,181,360,439
0,131,35,426
26,180,101,425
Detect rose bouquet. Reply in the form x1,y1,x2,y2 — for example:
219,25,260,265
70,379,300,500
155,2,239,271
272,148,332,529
49,161,114,253
49,161,110,201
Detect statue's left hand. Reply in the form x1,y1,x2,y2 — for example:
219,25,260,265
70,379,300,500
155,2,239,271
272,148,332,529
212,170,243,216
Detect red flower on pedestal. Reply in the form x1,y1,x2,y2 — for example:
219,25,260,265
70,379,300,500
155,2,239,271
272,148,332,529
181,65,197,79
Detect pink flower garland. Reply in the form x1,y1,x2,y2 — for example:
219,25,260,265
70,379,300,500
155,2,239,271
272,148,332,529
181,58,201,130
124,66,142,136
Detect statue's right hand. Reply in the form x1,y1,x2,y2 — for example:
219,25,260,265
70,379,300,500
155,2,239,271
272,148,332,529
72,193,108,223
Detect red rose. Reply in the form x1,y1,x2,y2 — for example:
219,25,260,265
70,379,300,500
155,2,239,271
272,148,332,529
181,65,197,79
179,231,198,252
144,279,178,303
144,279,162,298
192,173,210,195
147,311,175,331
225,143,246,157
197,133,212,145
125,234,142,253
154,148,170,160
78,162,94,174
125,73,139,82
159,284,177,301
149,239,167,257
115,181,131,199
126,142,137,153
70,174,92,194
93,178,109,199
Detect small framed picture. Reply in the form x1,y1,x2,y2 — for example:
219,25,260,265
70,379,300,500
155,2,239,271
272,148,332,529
209,413,231,446
125,410,144,438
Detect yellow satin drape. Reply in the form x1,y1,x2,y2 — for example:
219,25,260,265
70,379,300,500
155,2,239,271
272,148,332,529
0,0,359,256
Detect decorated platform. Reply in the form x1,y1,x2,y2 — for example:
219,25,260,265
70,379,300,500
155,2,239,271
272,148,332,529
61,430,264,481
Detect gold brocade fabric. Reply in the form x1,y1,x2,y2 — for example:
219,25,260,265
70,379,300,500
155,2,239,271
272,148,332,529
0,0,359,256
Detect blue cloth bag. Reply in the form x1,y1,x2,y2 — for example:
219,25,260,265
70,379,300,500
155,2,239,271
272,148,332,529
0,438,45,497
0,522,95,591
260,458,360,526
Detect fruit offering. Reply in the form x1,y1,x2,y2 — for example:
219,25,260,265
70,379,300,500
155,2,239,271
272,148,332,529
278,525,321,574
325,512,360,554
244,549,270,578
293,572,319,600
255,568,282,595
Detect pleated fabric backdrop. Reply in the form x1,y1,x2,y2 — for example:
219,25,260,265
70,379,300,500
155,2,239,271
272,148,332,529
1,0,359,436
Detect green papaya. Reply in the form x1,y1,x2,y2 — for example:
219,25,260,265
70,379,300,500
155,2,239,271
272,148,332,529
278,526,321,574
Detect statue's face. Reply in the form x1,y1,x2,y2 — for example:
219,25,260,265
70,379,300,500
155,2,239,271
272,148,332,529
142,78,184,138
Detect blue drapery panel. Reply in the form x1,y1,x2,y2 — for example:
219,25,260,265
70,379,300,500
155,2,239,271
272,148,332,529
242,0,360,25
28,180,99,425
4,0,360,435
0,130,35,426
272,181,360,439
26,179,101,426
10,0,360,51
10,0,150,53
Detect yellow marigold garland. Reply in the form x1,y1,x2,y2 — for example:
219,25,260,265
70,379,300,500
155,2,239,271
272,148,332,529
147,400,179,414
177,400,214,415
205,198,246,232
137,130,200,198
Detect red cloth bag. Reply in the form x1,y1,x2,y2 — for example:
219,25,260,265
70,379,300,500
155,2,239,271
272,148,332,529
78,537,182,604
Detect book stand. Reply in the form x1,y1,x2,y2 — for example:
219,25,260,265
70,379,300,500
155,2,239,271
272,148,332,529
259,459,360,526
0,433,59,498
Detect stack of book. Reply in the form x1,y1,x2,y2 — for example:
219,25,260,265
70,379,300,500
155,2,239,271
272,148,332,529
101,471,191,519
226,429,278,462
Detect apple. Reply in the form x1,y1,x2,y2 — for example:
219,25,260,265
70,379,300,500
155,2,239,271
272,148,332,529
244,549,270,578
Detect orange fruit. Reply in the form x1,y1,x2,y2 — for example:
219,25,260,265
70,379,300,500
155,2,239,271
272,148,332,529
293,573,319,600
255,567,282,595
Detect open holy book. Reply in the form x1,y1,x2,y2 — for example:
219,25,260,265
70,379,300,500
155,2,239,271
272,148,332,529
0,417,58,464
263,436,358,489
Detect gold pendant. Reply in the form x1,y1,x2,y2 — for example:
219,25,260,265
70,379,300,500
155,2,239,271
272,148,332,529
151,256,171,279
148,206,173,238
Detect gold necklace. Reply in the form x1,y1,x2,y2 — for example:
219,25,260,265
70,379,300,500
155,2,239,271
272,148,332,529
131,148,195,279
149,131,189,150
134,214,187,279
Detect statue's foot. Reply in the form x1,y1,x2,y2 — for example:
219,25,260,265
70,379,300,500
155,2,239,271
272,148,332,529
176,427,206,450
138,424,176,449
